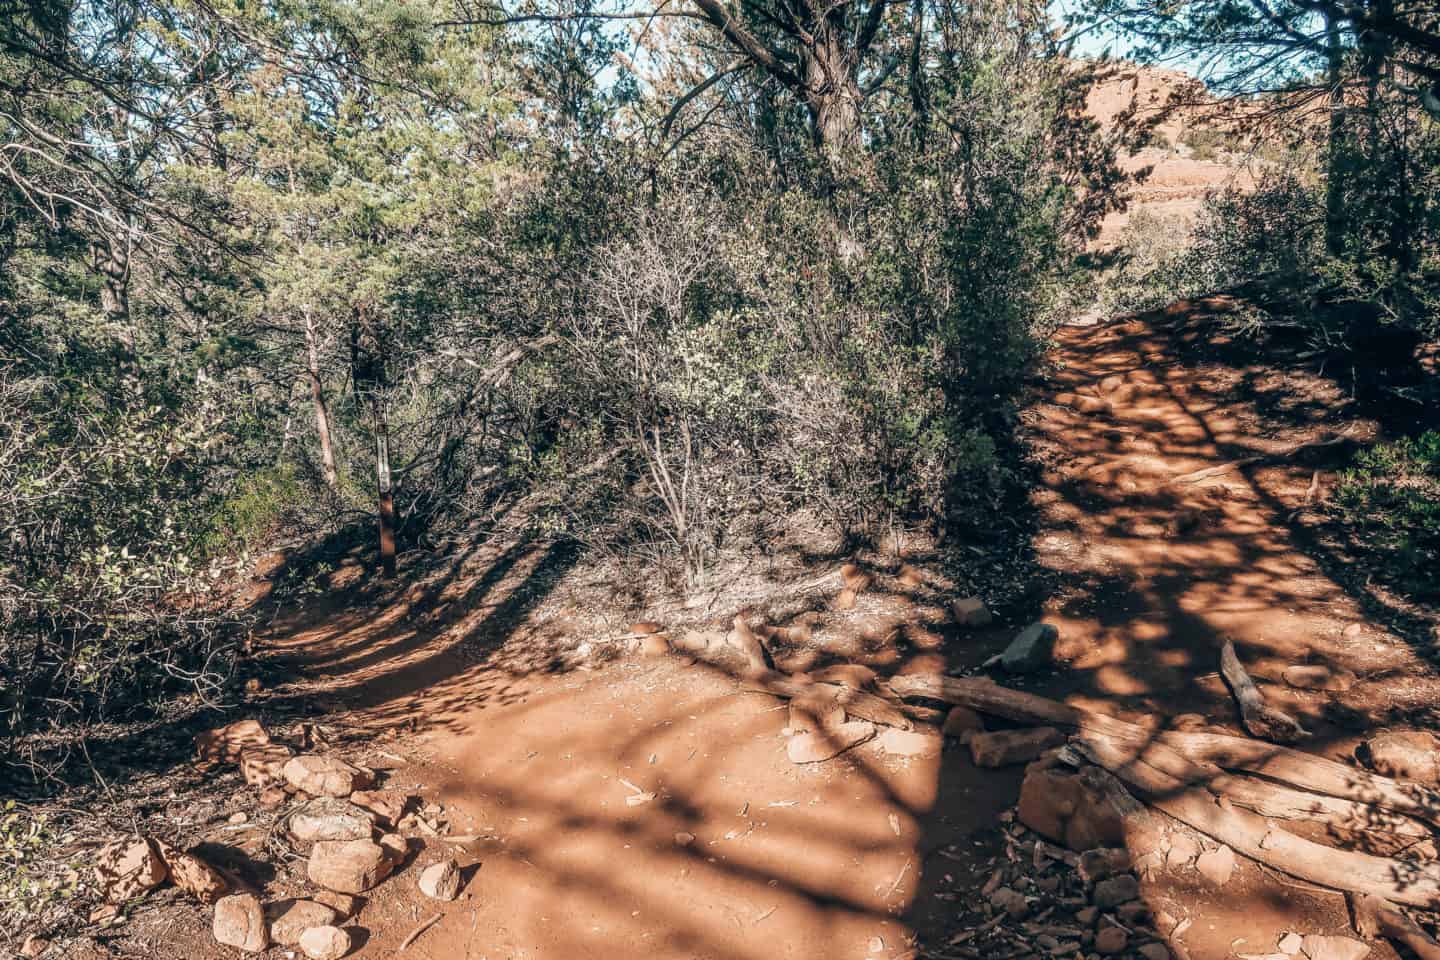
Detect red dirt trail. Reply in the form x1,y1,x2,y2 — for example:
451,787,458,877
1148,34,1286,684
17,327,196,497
254,303,1437,960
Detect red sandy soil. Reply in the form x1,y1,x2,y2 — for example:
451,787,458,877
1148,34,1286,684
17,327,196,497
98,301,1438,960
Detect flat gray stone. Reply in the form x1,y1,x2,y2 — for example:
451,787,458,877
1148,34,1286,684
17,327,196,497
996,622,1059,673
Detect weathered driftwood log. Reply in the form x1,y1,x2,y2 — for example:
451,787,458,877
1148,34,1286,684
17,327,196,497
1167,433,1353,486
887,674,1440,905
1350,892,1440,960
1158,730,1440,828
1072,732,1440,908
751,672,913,731
1219,639,1309,743
887,675,1440,827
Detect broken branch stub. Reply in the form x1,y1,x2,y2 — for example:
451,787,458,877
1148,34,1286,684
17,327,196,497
1219,639,1309,743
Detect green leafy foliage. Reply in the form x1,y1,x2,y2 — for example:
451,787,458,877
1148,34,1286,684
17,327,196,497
1334,433,1440,595
1095,172,1326,318
0,802,75,920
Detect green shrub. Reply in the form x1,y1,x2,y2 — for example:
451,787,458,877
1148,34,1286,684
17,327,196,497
1181,126,1230,161
1334,433,1440,595
0,311,246,740
1095,172,1324,318
204,465,302,555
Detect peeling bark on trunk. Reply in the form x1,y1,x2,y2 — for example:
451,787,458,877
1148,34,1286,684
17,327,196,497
351,308,396,578
1323,4,1349,256
304,311,338,487
803,31,863,166
373,393,396,578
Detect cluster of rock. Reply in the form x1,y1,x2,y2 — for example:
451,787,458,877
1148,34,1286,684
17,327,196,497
626,559,1049,770
773,610,1062,768
83,719,465,960
954,813,1175,960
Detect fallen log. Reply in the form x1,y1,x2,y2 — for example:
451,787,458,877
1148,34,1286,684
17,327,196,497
751,672,913,731
1159,730,1440,828
1072,732,1440,908
1087,722,1432,839
1167,433,1353,486
1219,639,1308,743
1350,893,1440,960
887,674,1440,827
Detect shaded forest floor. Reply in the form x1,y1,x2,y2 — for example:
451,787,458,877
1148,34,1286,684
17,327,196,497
26,298,1440,960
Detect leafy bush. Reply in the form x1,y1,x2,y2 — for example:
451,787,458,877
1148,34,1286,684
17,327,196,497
1181,126,1231,161
1333,433,1440,595
204,466,304,556
0,801,74,921
0,310,246,742
1095,172,1324,317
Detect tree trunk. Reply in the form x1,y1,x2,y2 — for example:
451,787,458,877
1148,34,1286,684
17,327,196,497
351,306,395,578
1323,5,1348,257
803,30,863,165
304,310,338,487
908,0,927,147
373,393,397,578
89,234,132,340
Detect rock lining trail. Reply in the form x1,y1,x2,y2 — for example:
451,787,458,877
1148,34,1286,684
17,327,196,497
217,302,1438,960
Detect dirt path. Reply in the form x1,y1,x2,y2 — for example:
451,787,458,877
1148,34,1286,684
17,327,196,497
241,303,1438,960
259,546,1006,960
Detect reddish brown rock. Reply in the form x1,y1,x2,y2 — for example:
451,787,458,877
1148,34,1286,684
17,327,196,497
240,743,295,788
1077,847,1131,885
1017,760,1135,851
969,727,1066,767
1094,926,1128,955
311,890,361,920
94,837,168,903
951,597,993,627
213,893,268,953
283,755,374,798
195,720,270,766
418,859,461,901
287,798,376,845
942,706,985,739
299,925,352,960
1195,843,1236,885
1363,731,1440,783
348,790,407,827
988,887,1029,920
155,840,228,904
267,899,340,946
307,838,397,893
1092,874,1140,908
